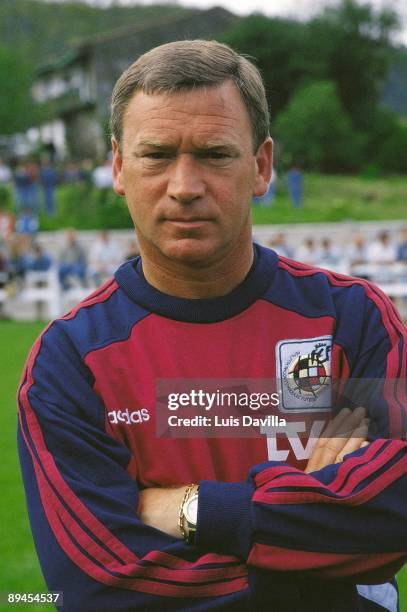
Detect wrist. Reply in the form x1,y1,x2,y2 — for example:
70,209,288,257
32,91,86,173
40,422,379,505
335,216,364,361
196,480,253,557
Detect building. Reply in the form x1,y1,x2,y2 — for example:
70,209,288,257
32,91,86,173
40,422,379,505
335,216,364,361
32,7,239,160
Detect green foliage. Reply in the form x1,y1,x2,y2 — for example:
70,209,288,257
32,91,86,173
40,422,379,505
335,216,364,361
39,183,133,231
0,45,38,135
222,0,402,172
365,108,407,173
307,0,398,131
274,81,362,172
221,15,310,119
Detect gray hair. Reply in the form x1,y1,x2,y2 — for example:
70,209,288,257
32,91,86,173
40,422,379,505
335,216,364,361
110,39,269,153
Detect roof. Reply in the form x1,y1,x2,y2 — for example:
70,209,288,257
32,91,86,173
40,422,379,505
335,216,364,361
36,6,238,77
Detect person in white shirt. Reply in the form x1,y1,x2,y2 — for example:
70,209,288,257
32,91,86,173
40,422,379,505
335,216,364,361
92,158,113,190
295,237,319,265
0,158,12,185
88,230,123,286
347,234,368,267
366,231,397,264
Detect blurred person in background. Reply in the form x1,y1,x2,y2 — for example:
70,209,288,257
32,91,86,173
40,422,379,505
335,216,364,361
92,156,113,190
295,237,319,264
7,234,33,287
14,160,40,213
268,232,293,258
79,159,94,186
63,161,82,184
0,205,15,244
396,227,407,263
123,238,140,261
58,228,87,291
366,230,397,264
286,163,303,208
15,207,39,237
0,158,12,185
317,237,342,267
40,158,59,217
347,233,368,267
88,229,122,286
27,243,52,273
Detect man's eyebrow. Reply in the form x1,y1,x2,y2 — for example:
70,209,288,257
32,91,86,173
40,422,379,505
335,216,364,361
135,139,175,149
196,139,239,150
135,139,239,150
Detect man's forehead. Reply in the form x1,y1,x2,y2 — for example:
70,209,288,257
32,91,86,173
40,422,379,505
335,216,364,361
124,81,250,130
119,81,255,151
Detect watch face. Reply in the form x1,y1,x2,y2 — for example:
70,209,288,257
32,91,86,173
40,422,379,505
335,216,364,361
185,494,198,524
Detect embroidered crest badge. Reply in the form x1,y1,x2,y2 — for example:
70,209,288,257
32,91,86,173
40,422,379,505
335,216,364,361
276,336,332,412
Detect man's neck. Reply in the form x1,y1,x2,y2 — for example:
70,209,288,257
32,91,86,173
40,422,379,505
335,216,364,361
139,240,254,299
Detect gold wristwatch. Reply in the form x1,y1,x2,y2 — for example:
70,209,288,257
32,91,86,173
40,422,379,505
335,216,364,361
181,486,199,544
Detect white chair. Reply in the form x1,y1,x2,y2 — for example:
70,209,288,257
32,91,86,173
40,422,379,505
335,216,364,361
20,268,61,318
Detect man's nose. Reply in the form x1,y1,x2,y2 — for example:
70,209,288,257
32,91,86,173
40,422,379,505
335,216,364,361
167,154,205,204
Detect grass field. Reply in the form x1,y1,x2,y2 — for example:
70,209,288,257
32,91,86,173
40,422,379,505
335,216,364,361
251,173,407,224
1,320,406,610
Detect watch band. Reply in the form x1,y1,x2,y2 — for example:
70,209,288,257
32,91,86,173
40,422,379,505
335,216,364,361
179,484,199,544
178,484,195,541
184,491,199,544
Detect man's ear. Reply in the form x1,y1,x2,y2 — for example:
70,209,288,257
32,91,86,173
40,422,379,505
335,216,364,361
111,137,125,196
253,137,273,197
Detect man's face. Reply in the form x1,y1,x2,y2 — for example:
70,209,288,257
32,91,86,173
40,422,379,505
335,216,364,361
112,80,272,267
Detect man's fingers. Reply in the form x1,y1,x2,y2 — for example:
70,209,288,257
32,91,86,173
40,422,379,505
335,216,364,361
330,406,366,437
305,437,347,473
308,408,354,471
335,419,370,463
305,407,368,473
314,406,366,449
319,407,353,440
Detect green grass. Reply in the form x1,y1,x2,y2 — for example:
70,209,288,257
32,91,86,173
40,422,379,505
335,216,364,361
0,321,50,610
1,321,406,610
252,173,407,224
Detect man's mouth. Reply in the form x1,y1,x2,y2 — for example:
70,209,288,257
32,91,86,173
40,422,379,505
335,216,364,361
165,218,212,227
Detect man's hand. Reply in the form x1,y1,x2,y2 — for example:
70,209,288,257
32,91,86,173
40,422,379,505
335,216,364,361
138,485,186,538
305,406,369,473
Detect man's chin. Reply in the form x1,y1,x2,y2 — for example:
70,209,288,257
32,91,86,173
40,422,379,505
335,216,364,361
162,239,223,268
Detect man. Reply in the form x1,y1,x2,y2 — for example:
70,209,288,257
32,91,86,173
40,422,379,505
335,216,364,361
18,40,406,611
58,228,87,291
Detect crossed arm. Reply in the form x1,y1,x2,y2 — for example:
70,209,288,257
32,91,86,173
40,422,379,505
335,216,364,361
139,407,370,539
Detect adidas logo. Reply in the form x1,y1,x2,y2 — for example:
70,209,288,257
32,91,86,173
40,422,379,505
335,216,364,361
108,408,150,425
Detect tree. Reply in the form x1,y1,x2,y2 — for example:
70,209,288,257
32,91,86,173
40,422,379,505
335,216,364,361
274,80,362,172
222,0,399,134
367,108,407,173
0,45,38,135
307,0,399,131
221,15,312,120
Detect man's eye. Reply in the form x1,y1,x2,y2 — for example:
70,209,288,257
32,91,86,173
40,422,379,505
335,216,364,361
144,152,170,160
202,151,231,160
